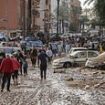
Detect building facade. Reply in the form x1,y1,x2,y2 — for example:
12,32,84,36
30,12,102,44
31,0,51,34
0,0,21,36
0,0,51,36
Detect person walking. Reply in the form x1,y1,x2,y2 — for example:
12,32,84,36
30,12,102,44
17,50,24,75
38,51,48,81
0,52,5,84
30,47,38,67
46,48,53,63
0,54,14,92
11,54,20,85
23,57,28,76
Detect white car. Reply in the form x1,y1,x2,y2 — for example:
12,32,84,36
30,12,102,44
69,47,87,54
53,50,99,69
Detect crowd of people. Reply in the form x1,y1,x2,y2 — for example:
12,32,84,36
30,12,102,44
0,34,104,92
0,46,53,92
0,50,28,92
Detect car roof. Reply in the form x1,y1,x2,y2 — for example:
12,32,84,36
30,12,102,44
70,50,99,56
70,51,86,55
71,47,87,50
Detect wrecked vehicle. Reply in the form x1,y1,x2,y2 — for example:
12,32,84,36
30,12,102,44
85,52,105,69
53,50,99,69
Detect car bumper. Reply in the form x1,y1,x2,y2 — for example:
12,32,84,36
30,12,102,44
52,63,64,69
85,60,95,68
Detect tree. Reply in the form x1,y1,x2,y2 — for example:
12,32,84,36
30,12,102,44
84,0,105,25
80,15,89,31
95,0,105,24
55,1,70,33
70,2,82,32
84,0,94,5
27,0,32,34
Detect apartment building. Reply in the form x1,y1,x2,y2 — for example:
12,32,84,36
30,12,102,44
0,0,51,36
0,0,21,35
31,0,51,34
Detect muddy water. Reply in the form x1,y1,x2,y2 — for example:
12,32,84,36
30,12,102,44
0,66,105,105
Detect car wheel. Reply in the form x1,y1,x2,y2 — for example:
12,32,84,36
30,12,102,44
63,62,71,68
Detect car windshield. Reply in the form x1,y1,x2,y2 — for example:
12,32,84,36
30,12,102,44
31,42,42,47
3,48,14,54
27,41,43,47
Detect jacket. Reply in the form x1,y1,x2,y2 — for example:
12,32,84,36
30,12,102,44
11,58,20,71
0,58,14,73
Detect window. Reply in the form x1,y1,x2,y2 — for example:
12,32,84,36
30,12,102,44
88,52,98,57
77,52,87,58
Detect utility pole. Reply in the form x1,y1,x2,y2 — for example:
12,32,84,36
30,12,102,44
57,0,60,36
27,0,32,35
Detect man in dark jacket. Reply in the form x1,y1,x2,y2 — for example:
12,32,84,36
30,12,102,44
30,47,38,67
0,52,5,84
38,51,48,81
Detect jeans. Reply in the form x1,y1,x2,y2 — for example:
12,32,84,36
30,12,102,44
12,70,18,80
23,67,27,74
40,64,47,80
1,73,11,91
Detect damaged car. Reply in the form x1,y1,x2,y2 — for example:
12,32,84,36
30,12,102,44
53,50,99,69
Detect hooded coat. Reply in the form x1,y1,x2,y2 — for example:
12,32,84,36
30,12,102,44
11,58,20,71
0,58,14,73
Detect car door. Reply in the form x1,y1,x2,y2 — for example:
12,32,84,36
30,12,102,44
74,51,87,64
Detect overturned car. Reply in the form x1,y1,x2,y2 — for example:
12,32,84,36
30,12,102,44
85,52,105,69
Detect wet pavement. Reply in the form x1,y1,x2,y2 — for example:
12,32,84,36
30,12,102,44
0,64,105,105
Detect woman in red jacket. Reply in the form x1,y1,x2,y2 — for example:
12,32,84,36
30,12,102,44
0,54,14,92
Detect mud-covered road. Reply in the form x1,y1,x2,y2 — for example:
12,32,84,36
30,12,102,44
0,65,105,105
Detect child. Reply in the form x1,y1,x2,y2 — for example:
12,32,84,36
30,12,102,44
23,57,28,76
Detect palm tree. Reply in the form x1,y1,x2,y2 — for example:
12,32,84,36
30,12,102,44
84,0,95,5
84,0,105,24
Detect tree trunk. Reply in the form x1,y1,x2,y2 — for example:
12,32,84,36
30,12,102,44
27,0,32,35
62,19,64,33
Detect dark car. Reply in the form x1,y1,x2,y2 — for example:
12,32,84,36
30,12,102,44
26,40,43,50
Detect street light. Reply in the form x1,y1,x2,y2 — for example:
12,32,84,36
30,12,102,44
57,0,60,36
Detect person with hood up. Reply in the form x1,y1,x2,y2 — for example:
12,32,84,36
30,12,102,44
0,54,14,92
11,54,20,85
30,47,38,67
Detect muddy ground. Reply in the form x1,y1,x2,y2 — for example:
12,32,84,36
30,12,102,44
0,64,105,105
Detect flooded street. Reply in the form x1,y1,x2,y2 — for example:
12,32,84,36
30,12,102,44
0,64,105,105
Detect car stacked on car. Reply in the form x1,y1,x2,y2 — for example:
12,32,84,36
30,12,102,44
52,47,99,69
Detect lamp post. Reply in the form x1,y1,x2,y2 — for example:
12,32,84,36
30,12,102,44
56,0,60,36
27,0,32,35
